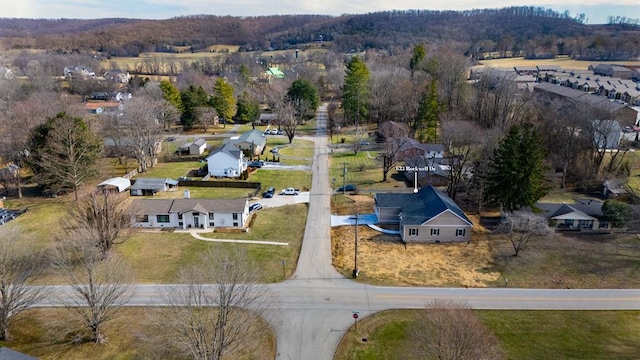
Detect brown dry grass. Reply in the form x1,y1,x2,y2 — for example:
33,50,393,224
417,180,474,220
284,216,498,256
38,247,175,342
479,57,640,70
331,226,500,287
1,307,275,360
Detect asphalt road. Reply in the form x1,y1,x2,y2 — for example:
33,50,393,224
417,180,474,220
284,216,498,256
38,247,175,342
32,105,640,359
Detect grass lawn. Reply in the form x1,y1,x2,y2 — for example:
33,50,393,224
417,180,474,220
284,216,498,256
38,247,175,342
250,170,312,192
334,309,640,360
134,161,203,180
1,307,275,360
116,203,307,283
330,150,407,191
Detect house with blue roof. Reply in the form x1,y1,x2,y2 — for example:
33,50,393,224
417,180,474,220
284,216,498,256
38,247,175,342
374,185,472,243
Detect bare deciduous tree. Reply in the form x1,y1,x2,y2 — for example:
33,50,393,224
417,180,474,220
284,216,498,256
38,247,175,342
377,121,410,182
63,190,135,259
0,224,48,341
116,95,166,172
409,300,504,360
496,211,553,256
146,248,274,360
441,117,483,200
55,232,133,344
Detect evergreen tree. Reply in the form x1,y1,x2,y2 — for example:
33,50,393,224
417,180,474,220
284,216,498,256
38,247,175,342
159,79,183,113
342,56,370,129
485,124,549,212
211,78,236,129
409,44,426,78
287,79,319,119
180,85,209,130
415,80,441,143
29,112,102,201
602,199,632,228
235,91,260,128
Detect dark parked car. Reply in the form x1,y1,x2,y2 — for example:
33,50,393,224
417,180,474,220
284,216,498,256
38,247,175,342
249,203,263,213
248,160,265,168
262,187,275,198
337,184,357,192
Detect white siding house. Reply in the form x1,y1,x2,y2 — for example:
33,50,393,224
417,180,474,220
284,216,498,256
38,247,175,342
133,198,249,230
206,143,246,177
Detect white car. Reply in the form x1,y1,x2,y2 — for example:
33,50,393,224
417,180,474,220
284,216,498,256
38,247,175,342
280,187,299,195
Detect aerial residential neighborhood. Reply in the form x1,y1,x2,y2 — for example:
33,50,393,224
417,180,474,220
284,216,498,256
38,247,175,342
2,5,640,360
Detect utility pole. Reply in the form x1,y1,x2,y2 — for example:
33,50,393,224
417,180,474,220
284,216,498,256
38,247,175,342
352,213,359,278
341,162,348,194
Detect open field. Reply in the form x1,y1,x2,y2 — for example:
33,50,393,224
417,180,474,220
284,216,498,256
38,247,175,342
0,307,275,360
249,170,312,193
330,150,408,192
479,56,640,70
334,309,640,360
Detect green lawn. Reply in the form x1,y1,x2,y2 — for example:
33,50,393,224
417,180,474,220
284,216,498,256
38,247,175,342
330,150,407,191
250,170,312,192
134,161,203,180
334,309,640,360
116,203,307,283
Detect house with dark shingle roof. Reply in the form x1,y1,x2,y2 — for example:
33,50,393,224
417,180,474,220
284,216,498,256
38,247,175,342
374,185,472,243
536,199,610,231
133,197,248,230
0,347,38,360
224,130,267,156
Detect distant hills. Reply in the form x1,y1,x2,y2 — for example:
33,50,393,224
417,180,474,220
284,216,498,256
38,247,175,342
0,7,638,60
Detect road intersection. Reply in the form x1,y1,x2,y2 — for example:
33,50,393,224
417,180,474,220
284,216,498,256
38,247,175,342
35,105,640,359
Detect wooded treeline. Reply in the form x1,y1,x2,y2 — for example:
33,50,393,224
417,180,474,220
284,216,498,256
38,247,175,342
1,7,639,60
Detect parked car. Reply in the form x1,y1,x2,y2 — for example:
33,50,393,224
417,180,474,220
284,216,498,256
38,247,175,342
276,129,284,135
178,176,192,181
280,187,299,195
248,160,265,168
0,208,16,225
270,147,279,154
337,184,357,192
358,141,370,146
264,130,271,135
271,129,279,135
249,203,263,213
262,187,275,198
165,136,176,142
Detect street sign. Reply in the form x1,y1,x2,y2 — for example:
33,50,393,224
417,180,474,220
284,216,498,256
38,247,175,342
352,313,359,319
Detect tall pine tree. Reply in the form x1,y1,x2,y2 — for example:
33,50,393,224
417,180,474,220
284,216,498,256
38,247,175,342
342,56,370,129
211,78,236,129
485,124,549,213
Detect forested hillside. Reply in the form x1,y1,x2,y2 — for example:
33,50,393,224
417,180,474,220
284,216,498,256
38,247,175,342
0,6,639,60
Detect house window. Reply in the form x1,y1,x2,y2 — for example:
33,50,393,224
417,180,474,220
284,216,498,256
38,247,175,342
563,219,575,228
209,213,214,219
233,213,238,220
233,222,238,227
430,228,439,236
209,222,215,227
599,221,609,229
179,222,183,226
578,220,594,229
409,228,419,236
136,215,149,223
178,213,183,220
156,215,170,223
456,228,466,236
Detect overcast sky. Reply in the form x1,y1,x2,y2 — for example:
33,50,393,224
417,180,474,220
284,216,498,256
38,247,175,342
4,0,639,25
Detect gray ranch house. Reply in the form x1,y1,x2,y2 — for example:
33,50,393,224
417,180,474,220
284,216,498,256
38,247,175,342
375,185,472,243
133,197,248,230
536,199,610,231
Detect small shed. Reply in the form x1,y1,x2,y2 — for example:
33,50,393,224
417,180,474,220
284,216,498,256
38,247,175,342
189,138,207,155
130,178,179,196
97,177,131,193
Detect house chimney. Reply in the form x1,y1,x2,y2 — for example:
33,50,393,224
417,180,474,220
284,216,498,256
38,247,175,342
184,189,190,199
